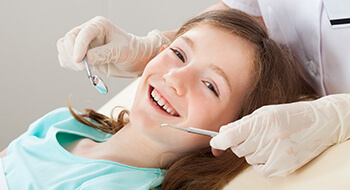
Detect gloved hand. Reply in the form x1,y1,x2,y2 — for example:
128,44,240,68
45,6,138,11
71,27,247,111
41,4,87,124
57,16,170,77
210,93,350,177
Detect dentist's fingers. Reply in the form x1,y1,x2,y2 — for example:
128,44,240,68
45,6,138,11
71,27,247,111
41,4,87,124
210,121,251,151
86,43,113,66
64,27,80,60
57,38,70,69
57,27,86,70
73,24,101,63
73,16,116,64
58,15,170,77
230,139,258,157
243,140,275,165
57,37,84,71
211,147,225,157
230,121,275,157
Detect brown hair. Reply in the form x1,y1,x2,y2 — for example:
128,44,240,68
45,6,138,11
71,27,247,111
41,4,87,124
69,8,317,190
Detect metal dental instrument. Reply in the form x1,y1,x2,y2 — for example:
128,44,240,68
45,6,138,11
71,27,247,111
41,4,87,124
83,57,108,95
160,124,219,137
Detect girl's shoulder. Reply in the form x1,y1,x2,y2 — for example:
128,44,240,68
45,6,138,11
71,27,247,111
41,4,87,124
26,107,75,137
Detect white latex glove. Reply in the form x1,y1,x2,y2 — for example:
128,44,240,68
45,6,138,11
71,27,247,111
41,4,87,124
210,93,350,177
57,16,170,77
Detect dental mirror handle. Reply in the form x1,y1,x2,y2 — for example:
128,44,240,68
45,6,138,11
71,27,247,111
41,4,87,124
83,57,94,85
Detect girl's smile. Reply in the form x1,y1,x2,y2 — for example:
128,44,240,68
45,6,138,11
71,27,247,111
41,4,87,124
148,85,180,117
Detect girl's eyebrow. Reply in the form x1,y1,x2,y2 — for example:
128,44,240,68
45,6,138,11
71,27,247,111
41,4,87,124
180,35,232,94
209,64,232,94
180,36,196,51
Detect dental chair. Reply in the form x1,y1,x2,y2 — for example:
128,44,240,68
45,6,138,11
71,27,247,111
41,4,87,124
98,78,350,190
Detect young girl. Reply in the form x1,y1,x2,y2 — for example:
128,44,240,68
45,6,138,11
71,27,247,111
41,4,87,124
0,9,315,190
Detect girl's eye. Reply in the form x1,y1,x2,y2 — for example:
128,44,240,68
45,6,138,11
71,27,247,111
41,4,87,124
170,48,185,62
203,81,218,96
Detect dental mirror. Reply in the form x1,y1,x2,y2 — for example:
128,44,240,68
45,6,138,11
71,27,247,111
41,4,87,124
83,57,108,95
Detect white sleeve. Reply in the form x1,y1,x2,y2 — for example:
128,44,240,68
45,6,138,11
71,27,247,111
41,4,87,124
222,0,262,17
0,159,9,190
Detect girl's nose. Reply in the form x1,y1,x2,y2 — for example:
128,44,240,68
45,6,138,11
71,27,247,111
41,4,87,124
163,67,196,96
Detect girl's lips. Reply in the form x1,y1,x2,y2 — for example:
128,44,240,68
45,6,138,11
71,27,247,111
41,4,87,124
148,85,180,117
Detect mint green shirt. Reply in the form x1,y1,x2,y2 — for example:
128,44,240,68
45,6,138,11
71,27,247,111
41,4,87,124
1,108,166,190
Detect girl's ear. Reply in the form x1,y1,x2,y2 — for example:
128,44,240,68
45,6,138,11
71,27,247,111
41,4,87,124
159,45,169,53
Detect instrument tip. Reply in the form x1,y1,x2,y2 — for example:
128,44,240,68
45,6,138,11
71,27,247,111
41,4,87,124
160,124,169,128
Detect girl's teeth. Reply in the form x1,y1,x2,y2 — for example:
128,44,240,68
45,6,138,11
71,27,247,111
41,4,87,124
151,90,161,101
154,95,161,101
158,99,165,106
151,88,178,116
163,105,168,110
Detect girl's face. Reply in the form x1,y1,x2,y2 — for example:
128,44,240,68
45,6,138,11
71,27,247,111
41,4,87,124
130,24,255,155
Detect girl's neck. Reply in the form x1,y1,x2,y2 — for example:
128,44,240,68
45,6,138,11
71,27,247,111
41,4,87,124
92,123,177,169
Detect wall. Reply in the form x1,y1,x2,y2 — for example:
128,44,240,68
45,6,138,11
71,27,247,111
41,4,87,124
0,0,216,149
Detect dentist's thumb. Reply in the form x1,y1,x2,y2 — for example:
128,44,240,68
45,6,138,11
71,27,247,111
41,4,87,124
210,131,234,151
210,120,251,155
210,129,235,157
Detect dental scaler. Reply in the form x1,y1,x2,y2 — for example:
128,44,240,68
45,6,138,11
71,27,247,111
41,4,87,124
160,124,218,137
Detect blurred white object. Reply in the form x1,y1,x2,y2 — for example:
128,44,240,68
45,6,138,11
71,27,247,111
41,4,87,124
57,16,170,77
0,159,9,190
210,94,350,177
